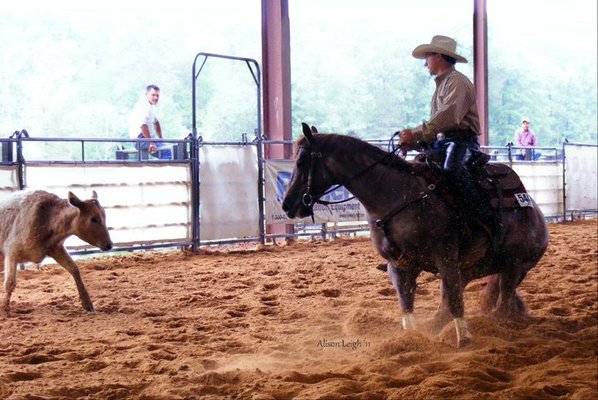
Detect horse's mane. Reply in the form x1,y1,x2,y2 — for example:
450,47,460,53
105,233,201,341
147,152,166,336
296,133,415,172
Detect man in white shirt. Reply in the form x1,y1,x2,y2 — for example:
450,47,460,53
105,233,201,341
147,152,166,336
129,84,171,159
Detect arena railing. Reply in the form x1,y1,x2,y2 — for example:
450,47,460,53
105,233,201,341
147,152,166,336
1,132,595,255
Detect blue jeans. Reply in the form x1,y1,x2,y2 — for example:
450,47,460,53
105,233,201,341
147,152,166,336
442,135,487,218
135,134,172,160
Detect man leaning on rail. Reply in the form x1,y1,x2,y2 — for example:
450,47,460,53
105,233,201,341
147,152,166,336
129,84,172,159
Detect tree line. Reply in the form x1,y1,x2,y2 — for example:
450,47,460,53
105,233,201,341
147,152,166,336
0,4,595,161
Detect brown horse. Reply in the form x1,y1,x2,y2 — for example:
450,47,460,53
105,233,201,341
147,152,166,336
282,123,549,348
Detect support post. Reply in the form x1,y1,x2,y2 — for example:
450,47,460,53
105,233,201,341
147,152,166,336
262,0,294,239
474,0,489,146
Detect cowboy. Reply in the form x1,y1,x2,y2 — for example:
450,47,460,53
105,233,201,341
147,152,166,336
398,35,502,245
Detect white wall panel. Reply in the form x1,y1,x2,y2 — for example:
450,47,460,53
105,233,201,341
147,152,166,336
25,163,191,249
198,146,260,241
564,145,598,213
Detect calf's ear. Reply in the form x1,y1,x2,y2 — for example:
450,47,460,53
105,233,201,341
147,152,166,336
91,190,98,200
68,191,83,208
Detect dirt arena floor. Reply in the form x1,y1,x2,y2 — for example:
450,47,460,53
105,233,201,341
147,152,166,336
0,219,596,399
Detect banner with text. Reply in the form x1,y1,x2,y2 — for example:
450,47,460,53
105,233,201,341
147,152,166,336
264,160,368,224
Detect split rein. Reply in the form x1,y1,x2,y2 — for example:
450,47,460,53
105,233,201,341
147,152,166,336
300,145,395,211
300,136,435,224
301,132,404,209
300,149,382,209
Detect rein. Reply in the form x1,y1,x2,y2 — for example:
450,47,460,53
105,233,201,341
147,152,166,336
373,183,437,265
300,145,400,210
374,184,436,231
299,138,438,254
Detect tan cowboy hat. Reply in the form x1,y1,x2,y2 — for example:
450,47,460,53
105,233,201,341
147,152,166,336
521,117,531,123
412,35,468,63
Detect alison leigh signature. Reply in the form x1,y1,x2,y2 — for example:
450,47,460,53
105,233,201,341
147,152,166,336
316,338,370,350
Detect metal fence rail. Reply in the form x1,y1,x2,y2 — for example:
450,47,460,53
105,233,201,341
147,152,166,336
1,132,595,257
3,50,594,257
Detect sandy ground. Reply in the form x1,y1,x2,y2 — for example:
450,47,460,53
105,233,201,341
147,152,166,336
0,219,596,400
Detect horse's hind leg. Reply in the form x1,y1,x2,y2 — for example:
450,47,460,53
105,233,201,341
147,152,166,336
494,263,530,319
480,273,529,318
479,274,500,314
514,292,528,316
387,264,419,330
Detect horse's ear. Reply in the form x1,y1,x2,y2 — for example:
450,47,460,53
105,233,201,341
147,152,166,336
311,126,318,134
301,122,313,141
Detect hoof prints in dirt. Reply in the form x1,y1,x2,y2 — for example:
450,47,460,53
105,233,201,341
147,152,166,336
0,221,596,400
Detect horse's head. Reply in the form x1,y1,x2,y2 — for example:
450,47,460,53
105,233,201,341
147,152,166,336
282,123,334,219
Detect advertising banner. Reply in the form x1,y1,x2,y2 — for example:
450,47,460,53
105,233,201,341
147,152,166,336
264,160,368,224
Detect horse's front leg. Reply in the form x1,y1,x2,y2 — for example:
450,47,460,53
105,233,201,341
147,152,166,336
433,280,456,331
387,263,420,330
439,264,472,348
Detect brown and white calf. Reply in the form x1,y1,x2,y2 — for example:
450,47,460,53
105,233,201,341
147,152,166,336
0,190,112,315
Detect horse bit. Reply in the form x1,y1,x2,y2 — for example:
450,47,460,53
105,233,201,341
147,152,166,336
301,146,323,209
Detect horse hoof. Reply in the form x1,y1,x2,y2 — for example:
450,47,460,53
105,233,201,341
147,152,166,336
453,318,472,348
376,263,388,272
458,336,472,349
82,303,95,312
401,313,417,330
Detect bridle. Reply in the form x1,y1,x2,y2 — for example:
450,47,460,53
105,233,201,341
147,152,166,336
298,137,437,227
301,147,324,209
298,140,403,213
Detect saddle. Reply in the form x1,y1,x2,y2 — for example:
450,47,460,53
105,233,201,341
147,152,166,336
475,163,533,210
416,146,533,211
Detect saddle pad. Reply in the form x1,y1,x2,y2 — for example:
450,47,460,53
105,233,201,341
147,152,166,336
476,164,532,209
478,164,521,190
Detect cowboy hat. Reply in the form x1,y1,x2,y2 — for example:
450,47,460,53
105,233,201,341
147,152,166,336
412,35,468,63
521,117,531,123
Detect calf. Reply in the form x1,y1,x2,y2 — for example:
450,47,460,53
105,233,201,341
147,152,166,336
1,190,112,315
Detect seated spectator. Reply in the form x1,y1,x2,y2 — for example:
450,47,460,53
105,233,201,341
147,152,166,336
129,84,172,159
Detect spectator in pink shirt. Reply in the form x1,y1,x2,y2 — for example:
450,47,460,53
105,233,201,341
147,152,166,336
514,118,538,160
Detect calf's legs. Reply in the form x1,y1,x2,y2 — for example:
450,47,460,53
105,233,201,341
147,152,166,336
3,255,18,316
48,246,94,312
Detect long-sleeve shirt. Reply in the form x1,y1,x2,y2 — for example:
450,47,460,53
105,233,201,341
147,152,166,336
412,67,481,143
515,129,537,147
